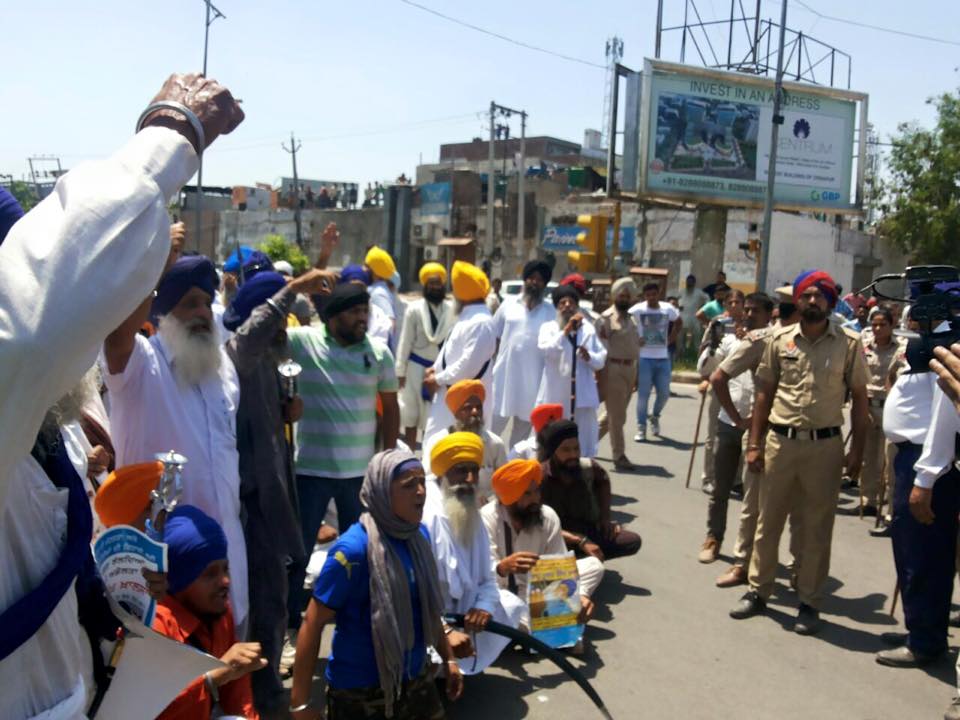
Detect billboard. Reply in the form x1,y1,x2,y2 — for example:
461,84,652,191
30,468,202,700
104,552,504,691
638,60,867,212
541,225,635,254
418,182,451,220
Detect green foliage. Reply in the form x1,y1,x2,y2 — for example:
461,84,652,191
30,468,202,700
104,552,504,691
6,181,39,212
877,90,960,266
259,234,311,274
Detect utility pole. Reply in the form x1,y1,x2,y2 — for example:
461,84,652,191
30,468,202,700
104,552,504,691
487,101,496,256
517,111,527,257
757,0,788,292
195,0,225,251
283,132,304,248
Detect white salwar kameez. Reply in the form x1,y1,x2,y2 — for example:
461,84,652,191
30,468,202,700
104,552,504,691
536,320,607,458
0,126,196,719
423,304,496,442
395,298,454,431
422,480,524,674
489,298,556,446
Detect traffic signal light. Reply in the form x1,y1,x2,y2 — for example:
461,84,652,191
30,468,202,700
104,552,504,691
576,213,608,272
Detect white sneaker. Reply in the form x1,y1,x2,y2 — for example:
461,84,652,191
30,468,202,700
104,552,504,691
634,427,646,442
279,629,298,677
650,416,661,436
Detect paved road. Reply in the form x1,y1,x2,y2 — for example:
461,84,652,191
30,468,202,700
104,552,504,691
450,384,954,720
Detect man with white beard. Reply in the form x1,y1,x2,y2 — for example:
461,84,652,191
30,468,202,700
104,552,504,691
103,253,249,631
536,285,607,458
422,432,524,674
0,73,243,719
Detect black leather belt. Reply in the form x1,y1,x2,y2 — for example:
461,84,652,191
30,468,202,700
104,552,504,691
770,424,841,441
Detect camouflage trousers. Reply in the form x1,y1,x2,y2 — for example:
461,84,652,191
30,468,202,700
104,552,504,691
326,671,445,720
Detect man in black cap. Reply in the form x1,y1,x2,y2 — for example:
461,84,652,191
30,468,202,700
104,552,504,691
490,259,556,448
539,419,642,562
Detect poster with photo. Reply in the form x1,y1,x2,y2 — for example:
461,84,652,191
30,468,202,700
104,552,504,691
527,552,583,649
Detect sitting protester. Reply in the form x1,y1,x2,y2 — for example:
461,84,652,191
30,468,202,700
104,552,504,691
423,432,526,674
539,419,642,561
153,505,265,720
508,403,565,461
289,450,462,720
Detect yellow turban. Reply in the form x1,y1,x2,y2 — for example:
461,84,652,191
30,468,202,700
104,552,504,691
419,261,447,286
94,461,163,528
365,246,396,280
492,459,542,506
430,431,484,477
445,379,485,414
451,261,490,303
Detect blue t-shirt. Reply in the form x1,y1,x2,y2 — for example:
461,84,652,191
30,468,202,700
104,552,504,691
313,522,429,689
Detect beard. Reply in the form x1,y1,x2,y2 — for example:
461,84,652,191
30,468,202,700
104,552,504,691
615,299,631,312
801,305,828,323
550,454,581,481
523,284,544,305
424,288,446,304
509,503,544,530
557,309,576,326
159,314,222,387
48,364,101,427
441,478,480,547
453,416,484,435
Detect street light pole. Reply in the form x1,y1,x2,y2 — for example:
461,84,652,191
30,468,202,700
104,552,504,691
757,0,788,292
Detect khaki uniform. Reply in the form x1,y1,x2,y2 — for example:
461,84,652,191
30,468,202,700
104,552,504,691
749,322,868,608
860,336,905,509
597,306,641,461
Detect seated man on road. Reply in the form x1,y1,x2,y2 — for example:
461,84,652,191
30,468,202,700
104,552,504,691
422,379,507,505
508,403,565,461
481,459,602,631
153,505,264,720
539,419,642,562
423,432,526,674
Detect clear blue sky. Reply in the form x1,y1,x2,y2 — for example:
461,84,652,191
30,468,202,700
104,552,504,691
3,0,958,190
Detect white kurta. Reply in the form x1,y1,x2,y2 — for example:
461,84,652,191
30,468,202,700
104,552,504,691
422,480,525,674
0,126,196,719
367,302,392,347
424,304,496,441
369,280,397,347
536,320,607,458
507,436,538,461
102,333,248,626
421,427,507,503
395,298,454,429
490,298,556,421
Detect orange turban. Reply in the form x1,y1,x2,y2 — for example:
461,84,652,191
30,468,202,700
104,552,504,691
492,459,542,506
95,461,163,528
445,379,485,414
451,261,490,303
530,403,564,433
430,431,484,477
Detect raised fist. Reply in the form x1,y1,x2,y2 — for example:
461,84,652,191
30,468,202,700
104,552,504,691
142,73,245,153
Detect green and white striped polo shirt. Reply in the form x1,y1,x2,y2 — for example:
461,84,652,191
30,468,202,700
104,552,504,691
287,325,398,479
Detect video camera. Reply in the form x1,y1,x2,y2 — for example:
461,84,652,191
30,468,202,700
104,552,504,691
858,265,960,373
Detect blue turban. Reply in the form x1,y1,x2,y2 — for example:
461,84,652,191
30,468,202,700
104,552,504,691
238,250,274,283
0,187,25,246
222,271,287,331
223,246,254,273
340,264,372,286
163,505,228,595
152,255,217,320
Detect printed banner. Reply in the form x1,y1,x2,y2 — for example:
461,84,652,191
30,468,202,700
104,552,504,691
527,551,583,648
94,525,168,627
541,225,636,253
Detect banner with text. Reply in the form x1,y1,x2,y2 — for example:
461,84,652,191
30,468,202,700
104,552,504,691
541,225,636,254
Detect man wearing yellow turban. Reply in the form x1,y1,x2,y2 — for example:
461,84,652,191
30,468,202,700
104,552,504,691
422,432,525,675
422,261,497,443
394,262,454,447
422,380,507,505
364,246,401,349
481,460,602,642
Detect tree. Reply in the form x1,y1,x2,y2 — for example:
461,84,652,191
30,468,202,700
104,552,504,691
260,234,310,274
6,181,39,213
877,89,960,266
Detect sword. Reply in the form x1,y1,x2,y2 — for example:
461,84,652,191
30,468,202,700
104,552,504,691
444,614,614,720
145,450,187,540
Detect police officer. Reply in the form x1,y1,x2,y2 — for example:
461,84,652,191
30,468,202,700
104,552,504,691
598,277,641,471
730,270,869,635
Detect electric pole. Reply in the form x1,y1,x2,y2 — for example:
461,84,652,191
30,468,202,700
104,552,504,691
283,132,304,248
486,101,528,260
194,0,226,251
487,101,496,256
517,110,527,256
757,0,788,292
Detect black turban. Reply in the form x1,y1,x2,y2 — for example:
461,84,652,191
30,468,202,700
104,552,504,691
542,418,579,458
320,282,369,321
522,259,552,284
551,284,580,308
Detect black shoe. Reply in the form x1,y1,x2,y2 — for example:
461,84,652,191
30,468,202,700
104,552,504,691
841,476,858,490
861,505,879,518
731,483,744,498
880,631,908,646
869,523,892,538
875,645,940,668
730,591,766,619
794,604,821,635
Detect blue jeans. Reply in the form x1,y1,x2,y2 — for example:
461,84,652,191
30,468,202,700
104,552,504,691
636,357,672,427
286,474,363,630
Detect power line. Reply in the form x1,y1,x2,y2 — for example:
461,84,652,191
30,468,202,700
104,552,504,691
398,0,606,69
791,0,960,48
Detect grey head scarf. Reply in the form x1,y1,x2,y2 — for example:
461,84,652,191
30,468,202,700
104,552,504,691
359,449,445,717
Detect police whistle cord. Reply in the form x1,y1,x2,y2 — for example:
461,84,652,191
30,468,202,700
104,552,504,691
444,614,614,720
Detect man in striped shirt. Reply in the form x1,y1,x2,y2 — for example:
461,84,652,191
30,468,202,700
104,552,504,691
285,282,399,634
